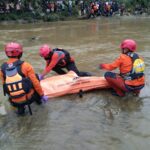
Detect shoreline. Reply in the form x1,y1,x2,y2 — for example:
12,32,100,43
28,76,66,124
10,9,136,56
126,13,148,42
0,14,150,25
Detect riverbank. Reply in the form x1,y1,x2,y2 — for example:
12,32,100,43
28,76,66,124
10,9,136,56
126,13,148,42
0,16,78,25
0,7,79,25
0,13,150,25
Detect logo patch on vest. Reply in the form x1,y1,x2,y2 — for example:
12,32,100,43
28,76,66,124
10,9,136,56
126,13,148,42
132,58,145,74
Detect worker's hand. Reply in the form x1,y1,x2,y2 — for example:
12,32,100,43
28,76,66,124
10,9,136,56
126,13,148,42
38,74,44,81
99,64,105,70
41,95,48,103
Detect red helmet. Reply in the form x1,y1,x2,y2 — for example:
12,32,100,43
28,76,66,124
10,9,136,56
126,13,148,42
5,42,23,57
39,44,52,58
120,39,137,52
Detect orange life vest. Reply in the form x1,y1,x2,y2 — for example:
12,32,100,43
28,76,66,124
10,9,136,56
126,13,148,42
121,52,145,80
1,60,33,102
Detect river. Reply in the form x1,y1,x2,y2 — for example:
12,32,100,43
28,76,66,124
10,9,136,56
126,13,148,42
0,16,150,150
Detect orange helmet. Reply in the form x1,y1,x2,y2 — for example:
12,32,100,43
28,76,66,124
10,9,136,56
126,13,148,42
120,39,137,52
5,42,23,57
39,44,52,58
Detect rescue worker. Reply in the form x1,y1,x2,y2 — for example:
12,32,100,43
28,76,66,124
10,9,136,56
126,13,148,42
99,39,145,97
0,42,48,115
38,44,91,80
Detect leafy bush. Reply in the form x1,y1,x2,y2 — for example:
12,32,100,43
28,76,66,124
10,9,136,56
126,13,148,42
43,13,59,22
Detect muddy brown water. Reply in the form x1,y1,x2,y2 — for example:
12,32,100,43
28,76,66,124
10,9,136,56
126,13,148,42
0,17,150,150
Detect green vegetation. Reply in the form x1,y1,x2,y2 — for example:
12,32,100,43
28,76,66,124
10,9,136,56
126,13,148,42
0,0,149,23
120,0,150,13
0,0,79,22
122,0,150,8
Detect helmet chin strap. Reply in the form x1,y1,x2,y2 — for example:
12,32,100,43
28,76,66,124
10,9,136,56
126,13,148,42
44,52,53,60
122,49,130,54
44,57,49,60
8,55,22,59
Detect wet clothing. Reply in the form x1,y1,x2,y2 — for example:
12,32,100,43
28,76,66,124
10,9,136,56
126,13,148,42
0,58,44,114
101,53,145,96
41,48,91,77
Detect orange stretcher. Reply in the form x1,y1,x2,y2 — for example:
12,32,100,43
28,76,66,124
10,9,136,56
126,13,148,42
40,71,110,98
